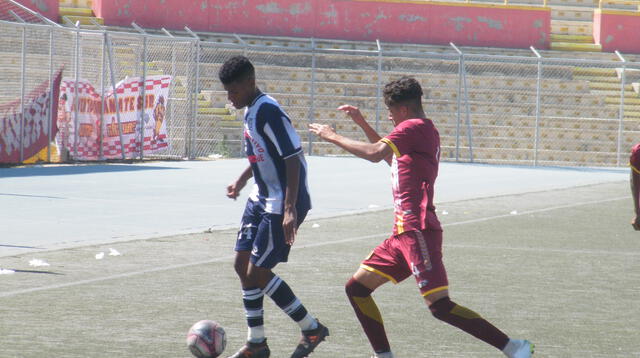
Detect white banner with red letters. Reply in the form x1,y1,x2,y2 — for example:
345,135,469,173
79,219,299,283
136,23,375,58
58,75,171,160
0,70,62,163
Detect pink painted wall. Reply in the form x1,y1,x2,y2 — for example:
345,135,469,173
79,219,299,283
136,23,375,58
15,0,59,22
594,10,640,54
93,0,550,49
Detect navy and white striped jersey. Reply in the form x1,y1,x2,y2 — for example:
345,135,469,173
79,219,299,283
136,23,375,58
243,92,311,215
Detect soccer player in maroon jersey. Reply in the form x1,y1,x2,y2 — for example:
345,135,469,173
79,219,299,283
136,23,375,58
309,77,533,358
630,143,640,230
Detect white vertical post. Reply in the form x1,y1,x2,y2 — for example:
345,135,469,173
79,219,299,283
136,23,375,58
531,46,542,166
162,28,176,155
139,35,148,160
99,30,106,160
105,32,126,159
186,26,200,159
616,50,626,167
19,23,26,163
47,26,55,162
73,22,81,160
451,43,462,162
309,38,316,155
376,39,382,134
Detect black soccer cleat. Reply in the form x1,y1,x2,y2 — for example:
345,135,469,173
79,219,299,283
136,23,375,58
227,339,270,358
290,320,329,358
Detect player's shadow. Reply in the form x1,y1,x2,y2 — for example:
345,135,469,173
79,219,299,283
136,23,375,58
9,269,64,275
0,164,184,178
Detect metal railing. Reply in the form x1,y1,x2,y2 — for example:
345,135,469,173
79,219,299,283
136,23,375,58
1,2,639,167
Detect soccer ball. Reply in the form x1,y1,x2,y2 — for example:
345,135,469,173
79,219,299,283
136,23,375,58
186,320,227,358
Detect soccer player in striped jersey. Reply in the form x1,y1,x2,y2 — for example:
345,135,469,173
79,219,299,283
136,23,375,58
630,143,640,230
219,56,328,358
309,77,533,358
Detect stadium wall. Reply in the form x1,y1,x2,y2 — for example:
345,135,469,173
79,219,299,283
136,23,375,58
15,0,58,21
91,0,551,49
594,10,640,54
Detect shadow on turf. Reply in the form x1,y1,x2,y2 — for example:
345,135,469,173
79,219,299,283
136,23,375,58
0,244,44,249
0,164,184,178
10,269,64,275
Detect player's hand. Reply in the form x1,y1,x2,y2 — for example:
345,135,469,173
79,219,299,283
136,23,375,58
226,179,247,200
632,216,640,231
308,123,336,141
283,205,298,245
338,105,366,126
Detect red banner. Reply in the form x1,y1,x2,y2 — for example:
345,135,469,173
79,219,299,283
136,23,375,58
0,70,62,164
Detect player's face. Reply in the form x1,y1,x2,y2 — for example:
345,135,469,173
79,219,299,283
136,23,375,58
223,77,255,109
386,104,409,126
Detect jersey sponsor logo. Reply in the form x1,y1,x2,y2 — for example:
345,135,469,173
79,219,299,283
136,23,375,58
247,154,265,163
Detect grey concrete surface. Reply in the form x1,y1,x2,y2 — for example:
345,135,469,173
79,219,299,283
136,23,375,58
0,157,628,257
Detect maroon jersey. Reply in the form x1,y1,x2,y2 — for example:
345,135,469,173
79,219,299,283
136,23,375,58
631,143,640,174
380,118,441,235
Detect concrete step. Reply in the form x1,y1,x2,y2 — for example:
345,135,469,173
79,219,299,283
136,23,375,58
551,19,593,35
573,67,618,76
550,42,602,52
59,7,93,17
60,15,104,26
59,0,93,8
551,6,594,21
550,34,594,43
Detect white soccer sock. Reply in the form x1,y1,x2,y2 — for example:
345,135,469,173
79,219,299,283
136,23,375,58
502,339,521,358
247,325,265,343
297,313,318,331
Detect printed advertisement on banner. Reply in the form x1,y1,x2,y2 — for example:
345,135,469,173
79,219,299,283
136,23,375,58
0,69,63,164
58,75,171,160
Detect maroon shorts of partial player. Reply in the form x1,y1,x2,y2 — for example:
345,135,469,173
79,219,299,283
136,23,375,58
360,229,449,297
631,143,640,174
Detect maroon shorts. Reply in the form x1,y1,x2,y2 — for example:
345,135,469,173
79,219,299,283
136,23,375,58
631,143,640,174
361,229,448,297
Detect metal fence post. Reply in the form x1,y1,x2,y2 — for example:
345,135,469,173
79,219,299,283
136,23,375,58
47,25,55,162
186,27,200,160
375,39,382,133
105,32,126,159
450,43,473,162
19,21,26,163
308,38,316,155
99,30,106,160
73,22,81,160
451,43,462,162
162,28,176,153
140,35,148,160
531,46,542,166
616,50,626,167
461,56,473,162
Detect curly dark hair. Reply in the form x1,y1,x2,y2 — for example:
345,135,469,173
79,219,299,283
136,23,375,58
383,76,423,108
218,56,255,85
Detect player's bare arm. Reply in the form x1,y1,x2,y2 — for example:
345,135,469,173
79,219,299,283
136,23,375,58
226,165,253,200
338,105,392,165
283,154,301,245
631,171,640,230
308,123,392,163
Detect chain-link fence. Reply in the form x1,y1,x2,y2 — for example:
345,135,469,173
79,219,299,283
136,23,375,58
1,4,640,167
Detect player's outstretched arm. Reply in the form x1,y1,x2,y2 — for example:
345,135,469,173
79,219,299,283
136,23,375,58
226,165,253,200
309,123,392,163
338,105,392,165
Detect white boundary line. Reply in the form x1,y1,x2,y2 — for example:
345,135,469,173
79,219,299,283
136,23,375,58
0,195,630,298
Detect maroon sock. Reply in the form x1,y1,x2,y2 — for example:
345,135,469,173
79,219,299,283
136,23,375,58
429,297,509,350
345,277,391,353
